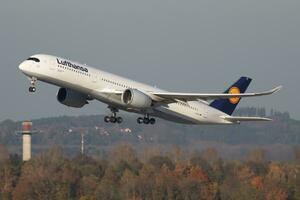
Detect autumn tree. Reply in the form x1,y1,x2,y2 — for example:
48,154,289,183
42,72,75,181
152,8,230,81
201,148,224,183
0,144,9,163
148,155,175,171
0,142,299,199
220,179,264,200
246,148,266,163
109,144,142,176
0,145,20,200
12,146,78,200
94,167,120,200
293,146,300,162
120,169,138,200
189,153,214,181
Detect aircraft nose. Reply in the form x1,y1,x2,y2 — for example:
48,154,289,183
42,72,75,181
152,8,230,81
18,61,26,71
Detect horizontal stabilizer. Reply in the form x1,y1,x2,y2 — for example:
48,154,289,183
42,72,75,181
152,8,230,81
221,116,272,123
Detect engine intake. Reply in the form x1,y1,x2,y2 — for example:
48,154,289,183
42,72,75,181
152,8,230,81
122,89,152,108
57,88,88,108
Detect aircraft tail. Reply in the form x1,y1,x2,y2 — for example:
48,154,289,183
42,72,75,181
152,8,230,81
209,77,252,115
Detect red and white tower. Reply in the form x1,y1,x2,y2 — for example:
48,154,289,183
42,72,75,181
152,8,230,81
16,121,39,161
22,121,33,161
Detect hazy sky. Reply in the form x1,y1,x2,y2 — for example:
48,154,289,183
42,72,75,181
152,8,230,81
0,0,299,121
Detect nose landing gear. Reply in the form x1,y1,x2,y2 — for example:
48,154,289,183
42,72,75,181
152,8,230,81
29,86,36,92
104,107,123,124
28,77,37,93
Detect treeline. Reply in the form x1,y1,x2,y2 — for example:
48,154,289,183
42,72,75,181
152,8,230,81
234,107,290,120
0,108,299,159
234,107,267,117
1,144,300,200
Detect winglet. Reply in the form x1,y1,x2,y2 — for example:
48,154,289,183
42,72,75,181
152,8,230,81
270,85,283,94
250,85,282,96
254,85,282,96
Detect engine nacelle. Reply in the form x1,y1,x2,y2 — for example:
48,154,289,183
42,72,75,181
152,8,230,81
121,89,152,108
57,88,88,108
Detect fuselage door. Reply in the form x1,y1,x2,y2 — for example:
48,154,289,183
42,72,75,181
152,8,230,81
49,60,56,70
92,73,98,83
49,58,55,71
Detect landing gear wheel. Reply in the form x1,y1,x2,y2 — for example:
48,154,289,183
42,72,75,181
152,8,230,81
28,77,37,93
110,116,117,123
117,117,123,124
29,86,36,93
137,115,156,125
137,117,143,124
149,118,156,124
143,118,150,124
104,116,110,123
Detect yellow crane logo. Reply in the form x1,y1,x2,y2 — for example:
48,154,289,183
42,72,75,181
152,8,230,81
229,87,240,104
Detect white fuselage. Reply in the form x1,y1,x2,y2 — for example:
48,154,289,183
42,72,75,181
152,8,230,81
19,54,232,124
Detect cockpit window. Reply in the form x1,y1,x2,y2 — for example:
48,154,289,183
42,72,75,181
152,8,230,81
26,57,40,62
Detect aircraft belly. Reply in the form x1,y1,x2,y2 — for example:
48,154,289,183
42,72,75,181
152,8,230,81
92,92,123,107
154,106,200,124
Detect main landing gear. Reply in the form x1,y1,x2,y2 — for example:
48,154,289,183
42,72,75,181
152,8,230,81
137,114,156,125
28,77,37,93
104,107,123,124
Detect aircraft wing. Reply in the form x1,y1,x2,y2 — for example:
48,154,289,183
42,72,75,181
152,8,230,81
221,116,272,123
151,86,282,101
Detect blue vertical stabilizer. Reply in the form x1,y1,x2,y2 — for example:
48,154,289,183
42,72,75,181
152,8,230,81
209,77,252,115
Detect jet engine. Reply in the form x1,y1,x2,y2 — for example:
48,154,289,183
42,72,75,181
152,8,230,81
121,89,152,108
57,88,88,108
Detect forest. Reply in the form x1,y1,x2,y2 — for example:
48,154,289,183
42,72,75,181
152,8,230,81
0,107,300,199
0,144,300,200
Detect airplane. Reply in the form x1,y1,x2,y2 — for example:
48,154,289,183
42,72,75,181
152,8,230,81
19,54,282,125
